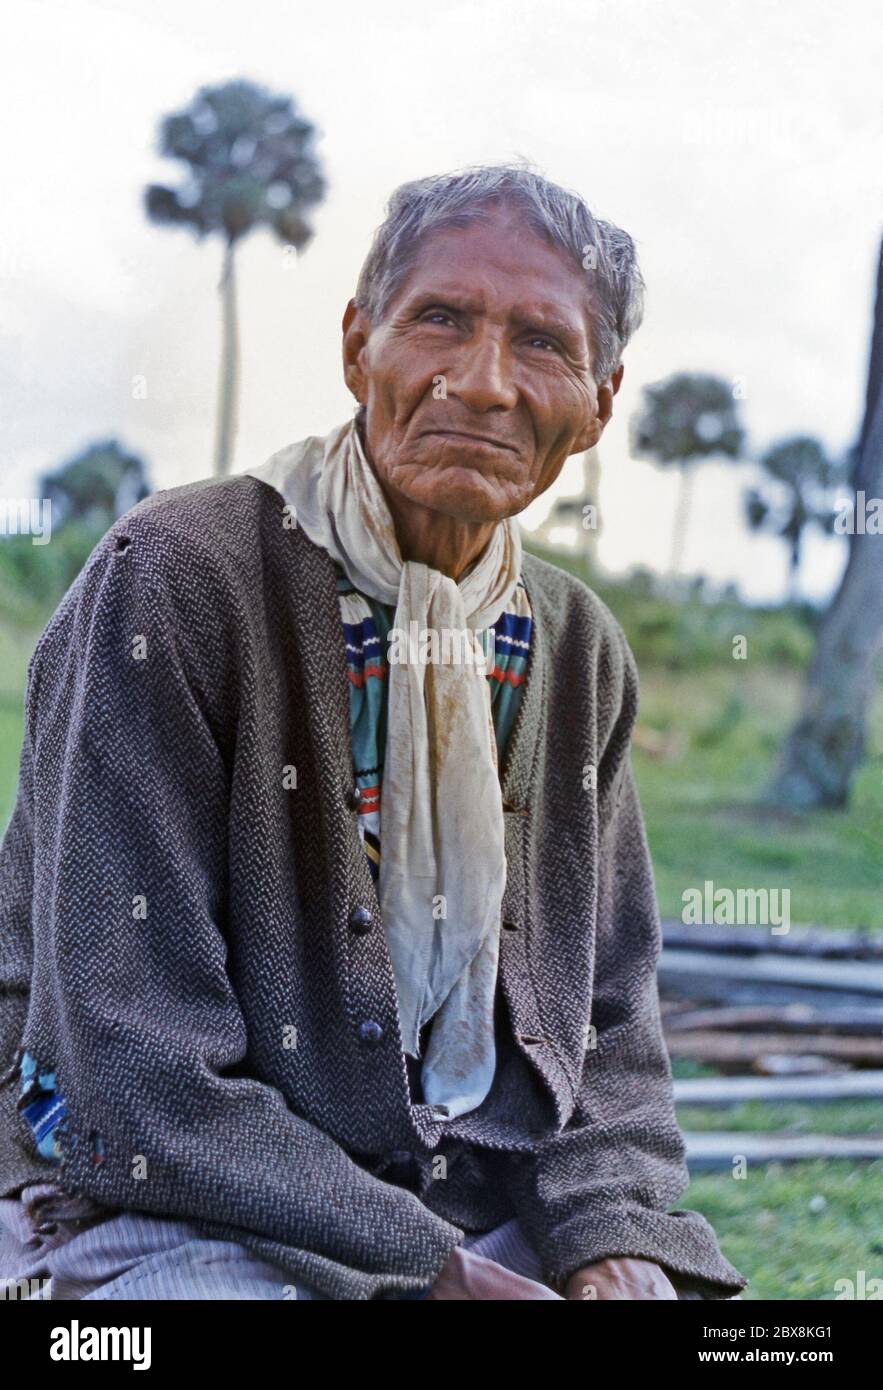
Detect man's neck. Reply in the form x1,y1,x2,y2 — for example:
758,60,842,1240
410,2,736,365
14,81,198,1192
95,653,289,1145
356,415,497,582
383,493,496,582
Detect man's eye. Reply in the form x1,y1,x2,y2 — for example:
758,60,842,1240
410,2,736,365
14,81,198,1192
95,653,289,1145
527,335,558,352
422,310,455,326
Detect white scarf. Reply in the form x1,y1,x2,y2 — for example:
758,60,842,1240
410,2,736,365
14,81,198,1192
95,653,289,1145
246,417,522,1118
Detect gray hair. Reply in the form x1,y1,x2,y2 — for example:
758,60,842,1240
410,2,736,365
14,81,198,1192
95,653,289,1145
353,162,645,383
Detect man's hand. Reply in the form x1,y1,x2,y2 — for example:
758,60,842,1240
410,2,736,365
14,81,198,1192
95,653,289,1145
426,1244,565,1300
565,1257,678,1300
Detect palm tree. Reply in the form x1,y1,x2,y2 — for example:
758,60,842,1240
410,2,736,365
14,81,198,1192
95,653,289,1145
145,79,326,476
743,437,845,603
0,440,151,609
631,373,745,574
41,438,151,530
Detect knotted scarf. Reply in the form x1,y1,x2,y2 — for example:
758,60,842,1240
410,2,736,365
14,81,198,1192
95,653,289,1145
246,416,522,1117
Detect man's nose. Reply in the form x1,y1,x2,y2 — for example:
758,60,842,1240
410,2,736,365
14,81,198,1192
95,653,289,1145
446,330,518,412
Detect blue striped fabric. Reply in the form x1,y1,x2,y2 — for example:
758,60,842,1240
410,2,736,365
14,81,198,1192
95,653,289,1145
336,561,533,882
18,1051,67,1161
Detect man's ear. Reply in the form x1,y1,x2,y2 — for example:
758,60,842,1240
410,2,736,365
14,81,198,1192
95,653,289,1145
597,363,625,426
342,299,370,403
572,363,625,453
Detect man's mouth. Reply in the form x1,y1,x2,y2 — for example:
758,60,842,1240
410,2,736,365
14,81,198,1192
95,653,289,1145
420,429,516,452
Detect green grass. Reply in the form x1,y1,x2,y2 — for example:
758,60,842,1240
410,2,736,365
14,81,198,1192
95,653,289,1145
672,1057,883,1296
635,666,883,930
0,701,24,828
679,1101,883,1135
0,607,41,827
523,540,883,930
682,1160,883,1299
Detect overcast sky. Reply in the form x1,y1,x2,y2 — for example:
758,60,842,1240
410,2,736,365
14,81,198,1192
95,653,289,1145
2,0,881,601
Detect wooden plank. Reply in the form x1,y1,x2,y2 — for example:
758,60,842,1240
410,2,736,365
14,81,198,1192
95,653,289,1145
662,920,883,959
659,949,883,997
665,1031,883,1067
665,1004,883,1035
673,1070,883,1105
750,1056,852,1078
684,1132,883,1169
661,976,879,1011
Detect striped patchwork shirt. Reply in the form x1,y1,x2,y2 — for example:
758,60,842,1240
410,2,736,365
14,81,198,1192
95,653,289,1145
335,560,533,880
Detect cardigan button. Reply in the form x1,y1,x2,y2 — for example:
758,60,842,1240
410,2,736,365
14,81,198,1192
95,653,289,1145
346,785,363,810
358,1019,384,1046
349,905,373,935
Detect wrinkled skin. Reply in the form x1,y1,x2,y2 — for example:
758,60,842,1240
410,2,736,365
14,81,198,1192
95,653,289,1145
564,1257,679,1301
425,1246,678,1301
342,200,623,581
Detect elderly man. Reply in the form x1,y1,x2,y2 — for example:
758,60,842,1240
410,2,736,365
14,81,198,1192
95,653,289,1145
0,165,746,1301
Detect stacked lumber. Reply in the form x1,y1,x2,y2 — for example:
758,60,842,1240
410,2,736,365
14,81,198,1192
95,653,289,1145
659,934,883,1163
658,920,883,1078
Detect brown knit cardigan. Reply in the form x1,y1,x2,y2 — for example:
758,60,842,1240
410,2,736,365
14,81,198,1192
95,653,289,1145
0,472,747,1299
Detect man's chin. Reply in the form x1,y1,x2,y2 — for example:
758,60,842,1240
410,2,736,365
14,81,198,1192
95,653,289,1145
408,484,516,526
392,460,525,524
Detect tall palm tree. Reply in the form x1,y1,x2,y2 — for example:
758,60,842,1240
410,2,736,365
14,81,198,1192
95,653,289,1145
145,79,326,476
631,373,745,574
743,436,844,603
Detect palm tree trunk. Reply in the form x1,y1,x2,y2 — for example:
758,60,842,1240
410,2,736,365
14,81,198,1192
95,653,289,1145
787,534,802,605
669,461,694,575
581,445,601,568
858,240,883,470
767,237,883,809
766,391,883,808
214,238,239,478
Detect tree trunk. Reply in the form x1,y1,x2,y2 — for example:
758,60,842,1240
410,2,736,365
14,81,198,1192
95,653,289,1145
669,461,694,575
858,240,883,470
787,534,802,606
766,385,883,809
581,445,601,568
213,238,239,478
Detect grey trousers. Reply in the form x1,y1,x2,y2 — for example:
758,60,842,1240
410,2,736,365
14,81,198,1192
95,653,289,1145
0,1182,549,1300
0,1182,730,1300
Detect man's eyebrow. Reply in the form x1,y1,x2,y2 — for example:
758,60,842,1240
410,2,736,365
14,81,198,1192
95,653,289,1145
404,292,589,344
510,310,587,343
403,291,484,314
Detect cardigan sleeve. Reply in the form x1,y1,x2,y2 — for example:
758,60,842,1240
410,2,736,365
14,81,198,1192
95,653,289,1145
6,534,463,1300
0,700,61,1196
506,633,748,1299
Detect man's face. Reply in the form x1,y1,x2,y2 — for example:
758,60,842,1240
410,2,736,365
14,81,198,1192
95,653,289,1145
342,201,623,524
